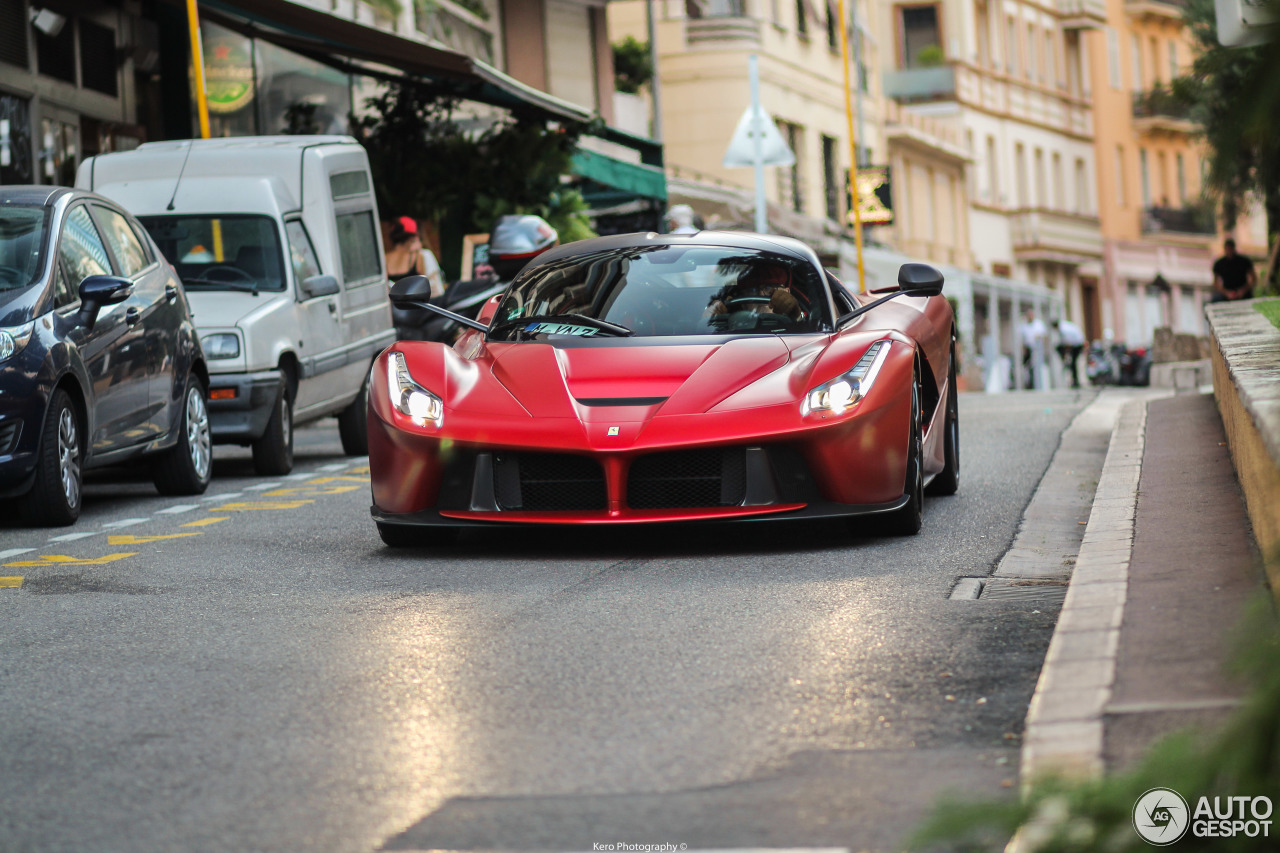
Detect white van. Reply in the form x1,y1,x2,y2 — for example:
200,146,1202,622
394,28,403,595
77,136,395,475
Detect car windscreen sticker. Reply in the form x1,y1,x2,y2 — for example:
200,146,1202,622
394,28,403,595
524,322,599,337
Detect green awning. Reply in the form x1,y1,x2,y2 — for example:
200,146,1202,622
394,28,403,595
571,149,667,202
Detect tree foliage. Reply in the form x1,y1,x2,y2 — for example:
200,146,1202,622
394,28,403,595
613,36,653,95
1175,0,1279,288
357,81,598,277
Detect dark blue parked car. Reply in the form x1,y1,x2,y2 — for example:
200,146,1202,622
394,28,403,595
0,186,211,525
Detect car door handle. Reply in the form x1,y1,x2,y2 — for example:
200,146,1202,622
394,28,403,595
125,307,140,326
328,301,337,314
165,284,178,304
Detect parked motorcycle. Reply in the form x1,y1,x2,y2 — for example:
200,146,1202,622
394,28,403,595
393,215,559,342
1087,342,1152,387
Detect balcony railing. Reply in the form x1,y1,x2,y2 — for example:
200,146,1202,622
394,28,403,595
1124,0,1187,19
1132,88,1192,120
1142,204,1215,235
1059,0,1107,28
883,66,956,101
1010,208,1103,258
686,14,761,47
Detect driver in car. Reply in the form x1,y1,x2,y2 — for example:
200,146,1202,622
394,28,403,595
705,262,801,320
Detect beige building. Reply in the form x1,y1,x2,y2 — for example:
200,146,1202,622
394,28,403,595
608,0,972,271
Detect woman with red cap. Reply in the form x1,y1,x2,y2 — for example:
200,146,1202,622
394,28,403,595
385,216,425,285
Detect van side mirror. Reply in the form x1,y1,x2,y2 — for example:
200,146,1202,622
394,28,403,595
476,294,502,325
76,275,133,330
897,263,944,296
389,274,432,305
301,274,340,298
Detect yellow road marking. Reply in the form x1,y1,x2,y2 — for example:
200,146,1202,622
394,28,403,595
306,475,368,484
4,552,136,567
0,577,23,588
213,500,315,511
183,516,228,527
263,485,361,497
108,532,204,545
347,465,370,474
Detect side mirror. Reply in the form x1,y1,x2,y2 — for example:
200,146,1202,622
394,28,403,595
389,274,432,305
897,263,944,296
76,275,133,330
476,294,502,325
301,274,340,298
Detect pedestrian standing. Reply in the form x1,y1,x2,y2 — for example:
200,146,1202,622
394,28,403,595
1053,318,1086,389
1210,238,1257,302
665,204,700,234
1019,307,1046,389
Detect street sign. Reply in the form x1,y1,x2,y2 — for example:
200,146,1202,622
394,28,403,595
722,105,795,168
846,166,894,226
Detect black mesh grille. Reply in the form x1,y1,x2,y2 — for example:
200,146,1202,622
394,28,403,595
0,0,28,69
627,448,747,509
0,419,19,454
79,21,118,97
494,453,607,511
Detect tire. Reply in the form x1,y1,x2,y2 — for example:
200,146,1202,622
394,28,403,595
882,375,924,536
927,343,960,497
377,522,457,548
22,389,83,526
252,379,294,476
153,376,213,496
337,379,368,456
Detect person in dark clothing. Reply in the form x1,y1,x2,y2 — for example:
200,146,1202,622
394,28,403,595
1211,238,1257,302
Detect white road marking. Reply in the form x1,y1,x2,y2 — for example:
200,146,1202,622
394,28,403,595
246,482,282,491
157,505,199,514
0,548,36,559
48,532,98,542
203,492,242,501
101,518,148,529
283,472,315,481
317,463,348,472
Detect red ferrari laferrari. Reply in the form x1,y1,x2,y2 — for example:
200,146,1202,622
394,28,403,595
368,231,958,546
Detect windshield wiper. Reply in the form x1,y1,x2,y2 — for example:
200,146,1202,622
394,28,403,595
489,314,634,339
182,278,260,295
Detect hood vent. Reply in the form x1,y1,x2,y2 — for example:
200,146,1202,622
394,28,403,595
574,397,668,407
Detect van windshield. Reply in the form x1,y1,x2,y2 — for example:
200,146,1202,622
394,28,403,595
138,214,287,293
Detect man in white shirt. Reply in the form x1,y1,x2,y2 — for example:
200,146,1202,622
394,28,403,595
665,204,700,234
1053,318,1086,389
1020,308,1047,389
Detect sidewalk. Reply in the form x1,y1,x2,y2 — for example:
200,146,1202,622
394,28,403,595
1021,389,1266,780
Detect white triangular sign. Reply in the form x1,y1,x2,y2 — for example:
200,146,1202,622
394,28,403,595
722,105,796,168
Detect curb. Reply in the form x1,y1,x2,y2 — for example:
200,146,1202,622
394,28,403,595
1019,395,1157,783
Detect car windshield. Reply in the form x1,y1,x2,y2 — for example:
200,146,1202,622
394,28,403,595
138,214,286,292
490,245,831,341
0,206,50,292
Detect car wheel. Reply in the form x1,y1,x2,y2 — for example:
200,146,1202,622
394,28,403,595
337,378,368,456
377,522,457,548
252,379,293,476
883,374,924,536
153,376,213,496
22,389,83,526
927,343,960,497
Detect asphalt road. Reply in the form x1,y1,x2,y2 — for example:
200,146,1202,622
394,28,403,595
0,390,1095,853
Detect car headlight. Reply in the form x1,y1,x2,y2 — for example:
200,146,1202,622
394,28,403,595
201,333,241,359
0,321,35,363
387,351,443,426
802,340,891,416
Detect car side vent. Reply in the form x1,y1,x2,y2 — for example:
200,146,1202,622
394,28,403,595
627,447,747,509
0,419,20,455
493,453,608,511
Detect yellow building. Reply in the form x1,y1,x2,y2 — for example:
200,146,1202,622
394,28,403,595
1085,0,1214,345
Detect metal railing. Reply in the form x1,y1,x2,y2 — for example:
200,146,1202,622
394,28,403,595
1141,204,1215,235
883,66,956,100
1132,87,1192,120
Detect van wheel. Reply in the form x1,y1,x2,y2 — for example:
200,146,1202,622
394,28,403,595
252,381,293,475
337,378,368,456
153,376,213,496
22,389,83,526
